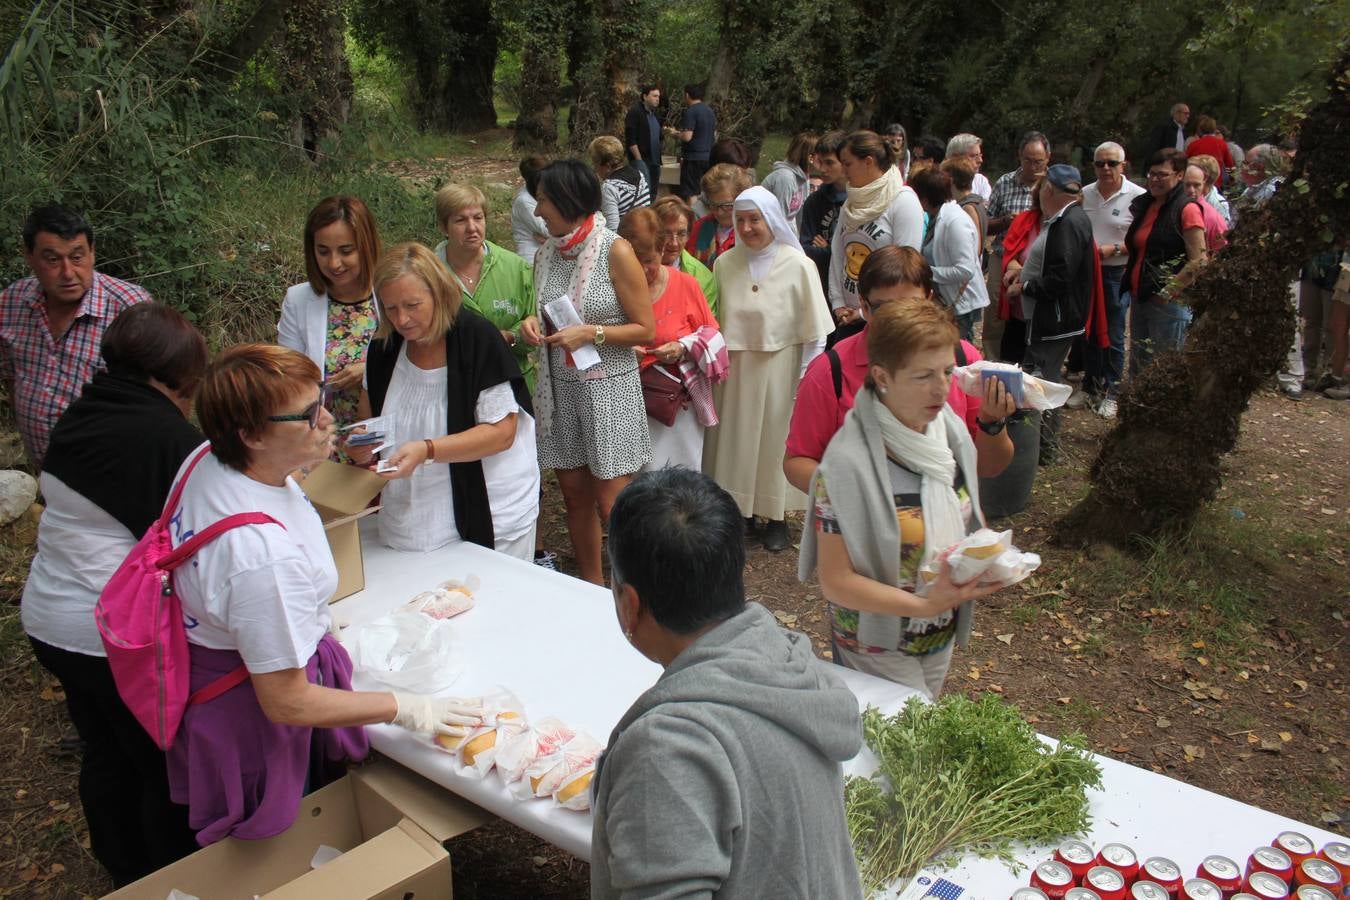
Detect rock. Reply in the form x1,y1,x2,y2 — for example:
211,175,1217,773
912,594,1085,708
0,470,38,525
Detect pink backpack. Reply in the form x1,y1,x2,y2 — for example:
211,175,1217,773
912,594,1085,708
95,445,283,750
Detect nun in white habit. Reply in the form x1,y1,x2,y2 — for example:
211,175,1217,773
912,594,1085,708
702,186,834,550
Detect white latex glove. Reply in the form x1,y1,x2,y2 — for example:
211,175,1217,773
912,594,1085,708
391,693,483,737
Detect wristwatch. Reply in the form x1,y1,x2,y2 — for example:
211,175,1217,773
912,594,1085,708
976,416,1008,436
594,325,606,346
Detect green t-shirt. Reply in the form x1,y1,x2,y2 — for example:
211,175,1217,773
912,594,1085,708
680,249,719,320
437,240,536,392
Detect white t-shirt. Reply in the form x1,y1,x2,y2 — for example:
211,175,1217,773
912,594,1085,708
511,188,549,265
169,446,337,674
828,186,925,311
378,345,540,553
1081,179,1146,267
973,172,992,202
21,473,135,656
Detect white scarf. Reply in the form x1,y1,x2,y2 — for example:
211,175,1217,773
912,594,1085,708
872,394,983,572
841,166,904,234
733,186,801,281
532,212,608,438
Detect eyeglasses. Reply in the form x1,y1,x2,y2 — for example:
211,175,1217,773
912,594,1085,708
267,385,330,429
1146,170,1175,181
705,199,735,212
1093,159,1123,168
660,229,690,242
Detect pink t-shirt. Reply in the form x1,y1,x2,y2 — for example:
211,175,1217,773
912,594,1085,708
785,327,982,461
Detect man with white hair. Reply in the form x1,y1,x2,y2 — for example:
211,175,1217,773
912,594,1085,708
1078,141,1145,418
1142,102,1191,160
945,133,991,201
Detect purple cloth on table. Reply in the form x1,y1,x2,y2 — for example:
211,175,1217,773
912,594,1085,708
167,633,370,845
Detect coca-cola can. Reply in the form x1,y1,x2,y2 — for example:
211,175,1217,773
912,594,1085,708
1245,871,1291,899
1067,889,1103,900
1032,860,1077,899
1086,865,1129,900
1012,889,1051,900
1198,855,1243,895
1144,857,1185,896
1181,879,1224,900
1098,844,1142,885
1132,882,1172,900
1292,887,1336,900
1233,894,1264,900
1057,840,1099,880
1294,859,1344,893
1276,832,1318,867
1318,842,1349,892
1249,847,1296,885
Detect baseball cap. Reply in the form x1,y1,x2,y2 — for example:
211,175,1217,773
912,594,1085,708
1046,163,1083,193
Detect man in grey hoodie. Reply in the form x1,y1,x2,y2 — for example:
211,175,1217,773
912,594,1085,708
593,467,863,900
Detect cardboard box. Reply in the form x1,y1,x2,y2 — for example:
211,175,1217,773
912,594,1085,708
298,461,386,602
107,761,491,900
660,154,680,186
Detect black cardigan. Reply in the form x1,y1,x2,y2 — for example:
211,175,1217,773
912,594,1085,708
43,372,205,536
364,307,532,549
1123,183,1200,302
1020,203,1096,343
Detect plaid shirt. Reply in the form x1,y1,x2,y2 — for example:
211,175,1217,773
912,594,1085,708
0,271,149,466
987,170,1038,250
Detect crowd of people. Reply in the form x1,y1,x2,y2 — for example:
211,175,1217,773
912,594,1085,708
2,89,1347,897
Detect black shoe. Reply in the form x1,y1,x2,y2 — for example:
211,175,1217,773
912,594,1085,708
762,520,791,552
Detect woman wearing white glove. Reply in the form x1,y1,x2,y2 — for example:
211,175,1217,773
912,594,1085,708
163,343,485,848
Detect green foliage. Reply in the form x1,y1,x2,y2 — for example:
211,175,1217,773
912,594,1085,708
845,696,1102,892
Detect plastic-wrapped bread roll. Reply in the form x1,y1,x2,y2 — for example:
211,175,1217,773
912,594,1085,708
499,717,576,789
404,575,480,620
553,766,596,811
525,732,603,799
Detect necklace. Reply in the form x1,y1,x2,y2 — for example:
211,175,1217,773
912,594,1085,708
446,249,483,292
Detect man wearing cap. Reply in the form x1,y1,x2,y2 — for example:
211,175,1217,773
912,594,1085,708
1014,164,1099,463
0,204,149,468
1079,141,1146,419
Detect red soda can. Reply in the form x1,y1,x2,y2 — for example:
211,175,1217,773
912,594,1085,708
1245,871,1291,899
1182,879,1224,900
1057,840,1099,880
1012,889,1051,900
1068,890,1104,900
1144,857,1185,897
1276,833,1318,867
1234,895,1265,900
1133,883,1173,900
1198,855,1243,895
1249,847,1296,885
1099,844,1142,885
1293,888,1336,900
1318,842,1349,893
1032,860,1077,899
1294,859,1344,894
1086,865,1129,900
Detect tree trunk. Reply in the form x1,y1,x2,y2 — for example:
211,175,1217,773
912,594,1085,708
212,0,297,78
513,1,566,151
275,0,352,159
1055,49,1349,547
439,0,498,131
598,0,649,137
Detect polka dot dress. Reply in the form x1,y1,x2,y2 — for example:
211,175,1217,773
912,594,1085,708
536,228,652,479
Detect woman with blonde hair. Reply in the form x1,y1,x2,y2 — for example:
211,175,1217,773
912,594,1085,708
686,163,753,267
619,208,725,471
277,196,382,457
589,135,651,227
351,242,539,559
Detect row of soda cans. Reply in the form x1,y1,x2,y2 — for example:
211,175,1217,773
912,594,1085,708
1011,831,1348,899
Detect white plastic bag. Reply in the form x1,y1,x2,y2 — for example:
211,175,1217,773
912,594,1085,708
521,732,603,800
917,528,1041,592
438,689,528,777
343,611,463,692
954,360,1072,410
498,717,576,788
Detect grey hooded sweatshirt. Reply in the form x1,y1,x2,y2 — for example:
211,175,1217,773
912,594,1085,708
761,161,811,234
591,602,864,900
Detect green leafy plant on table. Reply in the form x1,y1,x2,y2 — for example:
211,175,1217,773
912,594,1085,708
845,694,1103,894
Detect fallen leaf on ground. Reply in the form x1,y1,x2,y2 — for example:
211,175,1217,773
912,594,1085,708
1156,717,1171,728
1279,731,1293,742
1183,744,1206,761
996,633,1014,645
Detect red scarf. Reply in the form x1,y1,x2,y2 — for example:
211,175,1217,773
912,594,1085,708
1084,245,1110,348
999,209,1042,320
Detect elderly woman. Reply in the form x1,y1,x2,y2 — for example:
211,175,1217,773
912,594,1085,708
589,135,651,228
785,247,1013,495
594,468,863,899
21,305,206,885
167,344,482,845
619,208,725,471
278,196,382,457
829,131,925,339
910,166,990,342
520,160,655,585
686,163,753,267
1124,148,1208,374
652,195,718,317
1187,153,1232,226
703,186,833,551
434,183,536,392
352,242,538,560
799,301,1008,699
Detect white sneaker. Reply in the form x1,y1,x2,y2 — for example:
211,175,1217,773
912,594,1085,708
1066,389,1089,409
1095,398,1118,419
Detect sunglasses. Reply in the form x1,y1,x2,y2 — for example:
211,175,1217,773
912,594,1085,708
1093,159,1123,168
267,384,330,430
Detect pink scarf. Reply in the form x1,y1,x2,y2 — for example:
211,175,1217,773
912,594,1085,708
677,325,729,427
